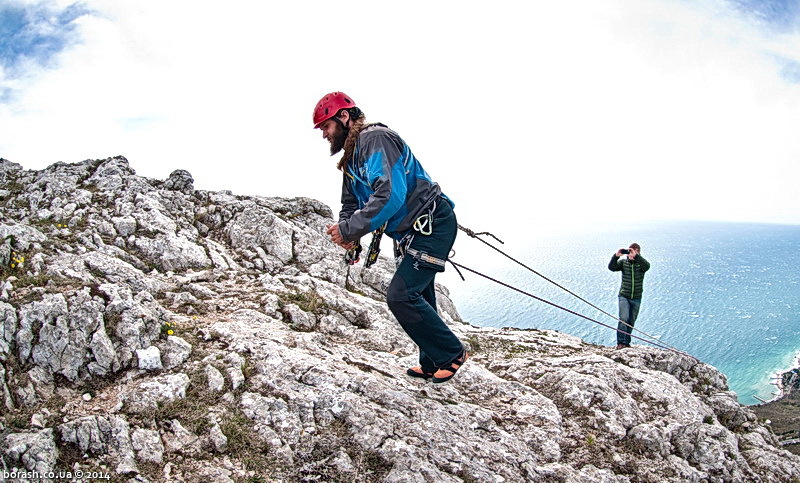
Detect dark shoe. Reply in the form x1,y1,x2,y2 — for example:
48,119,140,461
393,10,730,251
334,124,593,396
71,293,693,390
406,366,434,379
616,343,630,349
432,350,469,384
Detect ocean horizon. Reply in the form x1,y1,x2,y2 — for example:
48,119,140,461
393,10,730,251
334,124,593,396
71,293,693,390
440,220,800,405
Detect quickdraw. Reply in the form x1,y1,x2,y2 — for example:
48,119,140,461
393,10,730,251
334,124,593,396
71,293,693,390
365,224,386,268
343,225,387,268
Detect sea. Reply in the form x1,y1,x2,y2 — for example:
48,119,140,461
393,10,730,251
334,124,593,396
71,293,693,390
438,220,800,405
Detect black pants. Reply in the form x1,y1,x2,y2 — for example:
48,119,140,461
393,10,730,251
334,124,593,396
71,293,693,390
386,200,462,372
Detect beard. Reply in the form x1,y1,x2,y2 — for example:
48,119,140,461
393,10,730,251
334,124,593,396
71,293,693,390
328,124,348,156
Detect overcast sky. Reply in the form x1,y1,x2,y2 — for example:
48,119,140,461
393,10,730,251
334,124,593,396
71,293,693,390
2,0,799,231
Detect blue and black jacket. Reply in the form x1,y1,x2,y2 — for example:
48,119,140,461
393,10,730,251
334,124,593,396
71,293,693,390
337,124,450,242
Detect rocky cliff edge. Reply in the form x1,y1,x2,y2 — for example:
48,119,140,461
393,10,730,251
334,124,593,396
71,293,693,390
0,156,798,482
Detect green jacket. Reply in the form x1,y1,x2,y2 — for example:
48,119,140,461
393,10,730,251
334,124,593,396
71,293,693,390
608,254,650,299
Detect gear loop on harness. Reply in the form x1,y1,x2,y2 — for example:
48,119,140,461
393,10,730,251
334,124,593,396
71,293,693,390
405,247,447,268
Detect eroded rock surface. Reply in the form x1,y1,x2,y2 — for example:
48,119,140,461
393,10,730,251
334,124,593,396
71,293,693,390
0,156,798,481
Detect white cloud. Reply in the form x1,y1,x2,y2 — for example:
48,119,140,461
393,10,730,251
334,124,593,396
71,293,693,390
1,0,799,228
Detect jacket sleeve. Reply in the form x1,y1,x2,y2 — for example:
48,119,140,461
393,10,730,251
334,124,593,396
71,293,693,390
608,255,622,271
338,131,406,242
338,174,358,224
636,255,651,272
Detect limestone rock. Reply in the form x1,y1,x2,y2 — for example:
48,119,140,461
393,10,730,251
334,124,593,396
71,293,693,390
159,335,192,370
205,364,225,392
136,345,162,371
58,415,138,475
3,428,58,474
131,428,164,464
164,169,194,193
0,156,797,481
122,373,190,413
209,423,228,453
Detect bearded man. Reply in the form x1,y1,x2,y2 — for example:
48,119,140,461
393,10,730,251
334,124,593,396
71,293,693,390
314,91,467,383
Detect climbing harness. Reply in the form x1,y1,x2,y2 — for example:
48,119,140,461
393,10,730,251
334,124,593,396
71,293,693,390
405,247,447,268
452,224,697,360
357,198,442,269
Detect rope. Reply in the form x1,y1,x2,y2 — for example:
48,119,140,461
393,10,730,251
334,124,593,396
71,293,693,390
449,261,690,354
455,224,697,360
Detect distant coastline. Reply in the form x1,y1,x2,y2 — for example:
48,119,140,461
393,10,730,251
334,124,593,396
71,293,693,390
766,351,800,403
752,362,800,455
776,365,800,400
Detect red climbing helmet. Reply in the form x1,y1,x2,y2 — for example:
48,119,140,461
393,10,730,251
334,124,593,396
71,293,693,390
313,91,356,128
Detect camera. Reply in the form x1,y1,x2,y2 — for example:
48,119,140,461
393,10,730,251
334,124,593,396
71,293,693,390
620,249,629,254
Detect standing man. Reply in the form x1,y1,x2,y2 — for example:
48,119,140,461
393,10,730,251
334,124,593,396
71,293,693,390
314,91,467,383
608,243,650,349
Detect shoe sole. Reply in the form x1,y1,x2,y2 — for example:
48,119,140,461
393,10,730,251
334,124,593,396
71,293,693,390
406,368,433,379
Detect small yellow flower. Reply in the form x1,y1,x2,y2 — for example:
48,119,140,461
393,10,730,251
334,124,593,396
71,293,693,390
167,329,174,335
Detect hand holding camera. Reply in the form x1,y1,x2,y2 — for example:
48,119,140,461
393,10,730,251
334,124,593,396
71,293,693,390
616,247,637,259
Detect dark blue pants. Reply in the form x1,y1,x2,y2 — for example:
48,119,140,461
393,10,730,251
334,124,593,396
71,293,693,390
617,296,641,346
386,200,463,372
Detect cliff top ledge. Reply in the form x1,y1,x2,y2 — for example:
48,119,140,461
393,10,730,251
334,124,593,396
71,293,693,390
1,156,798,481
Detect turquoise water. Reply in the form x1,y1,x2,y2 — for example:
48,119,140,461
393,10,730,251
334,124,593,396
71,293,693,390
440,221,800,405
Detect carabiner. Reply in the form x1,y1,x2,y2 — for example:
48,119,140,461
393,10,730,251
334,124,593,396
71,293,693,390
344,242,362,265
413,213,432,235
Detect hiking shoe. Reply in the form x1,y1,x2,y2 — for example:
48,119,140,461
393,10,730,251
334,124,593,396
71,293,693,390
406,366,434,379
432,350,469,383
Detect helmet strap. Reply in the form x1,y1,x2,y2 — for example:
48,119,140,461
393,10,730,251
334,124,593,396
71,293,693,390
333,115,349,132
